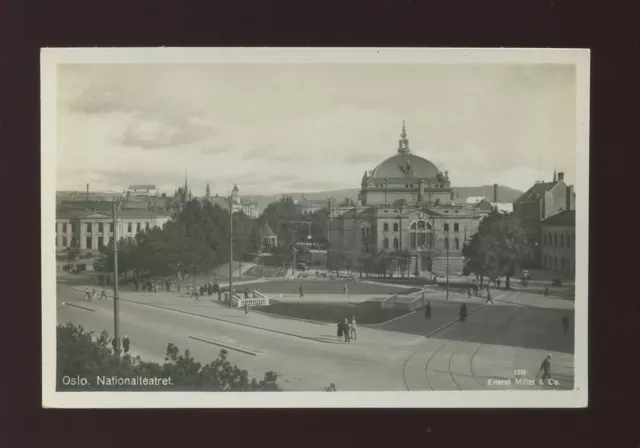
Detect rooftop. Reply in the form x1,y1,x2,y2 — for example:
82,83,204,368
514,181,559,204
128,184,156,190
541,210,575,227
56,209,172,220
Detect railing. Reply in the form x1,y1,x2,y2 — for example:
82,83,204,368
229,290,270,308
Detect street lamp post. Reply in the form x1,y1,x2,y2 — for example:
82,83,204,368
111,201,121,358
446,230,450,300
228,194,233,309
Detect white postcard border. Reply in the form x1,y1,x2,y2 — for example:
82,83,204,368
41,47,589,408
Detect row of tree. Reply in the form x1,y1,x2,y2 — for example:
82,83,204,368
95,197,330,279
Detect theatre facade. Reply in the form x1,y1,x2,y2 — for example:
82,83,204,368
328,123,494,275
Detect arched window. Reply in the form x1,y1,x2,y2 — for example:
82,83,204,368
454,238,460,250
383,238,389,249
409,220,433,249
393,238,399,250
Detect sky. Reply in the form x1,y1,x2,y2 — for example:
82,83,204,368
56,63,577,196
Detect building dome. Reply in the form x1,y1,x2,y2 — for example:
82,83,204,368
370,121,440,179
371,153,440,179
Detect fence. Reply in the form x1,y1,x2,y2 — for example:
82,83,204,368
229,290,270,308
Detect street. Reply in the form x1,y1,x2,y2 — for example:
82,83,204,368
57,280,575,391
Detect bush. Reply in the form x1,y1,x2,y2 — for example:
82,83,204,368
56,323,281,391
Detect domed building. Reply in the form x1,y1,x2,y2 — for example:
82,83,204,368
359,121,454,208
328,123,494,276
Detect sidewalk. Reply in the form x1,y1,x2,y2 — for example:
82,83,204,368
70,286,424,347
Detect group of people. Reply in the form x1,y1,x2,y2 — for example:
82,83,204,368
336,316,357,342
111,335,131,355
84,287,108,301
97,273,112,286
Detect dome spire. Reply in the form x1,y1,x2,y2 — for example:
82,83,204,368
398,120,410,154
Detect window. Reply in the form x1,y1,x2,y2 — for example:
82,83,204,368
454,223,459,232
145,223,150,230
383,238,389,249
454,238,460,250
444,238,449,250
383,223,389,232
393,238,399,249
560,234,564,246
86,237,91,249
128,223,132,233
63,223,68,233
62,236,67,247
86,223,92,233
444,223,449,232
98,223,103,233
393,223,399,232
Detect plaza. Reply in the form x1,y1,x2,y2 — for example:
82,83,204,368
57,273,574,391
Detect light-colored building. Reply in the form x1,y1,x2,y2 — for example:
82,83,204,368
541,210,575,275
205,184,260,218
328,123,493,274
126,184,158,197
56,209,171,253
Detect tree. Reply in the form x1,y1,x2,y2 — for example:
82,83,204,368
462,212,530,288
327,250,345,274
57,323,281,391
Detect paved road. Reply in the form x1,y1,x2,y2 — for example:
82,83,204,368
57,283,574,391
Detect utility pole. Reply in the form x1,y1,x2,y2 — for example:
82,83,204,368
112,201,121,357
446,230,450,300
228,194,233,308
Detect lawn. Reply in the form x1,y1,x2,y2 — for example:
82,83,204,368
254,300,410,325
252,279,420,295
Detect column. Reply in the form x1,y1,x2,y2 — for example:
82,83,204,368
80,220,86,249
92,221,98,250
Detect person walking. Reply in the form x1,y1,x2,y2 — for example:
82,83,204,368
343,284,349,297
186,284,192,296
244,288,249,300
544,287,549,297
134,278,139,292
496,278,501,288
122,335,130,355
459,303,467,322
111,338,118,355
299,285,304,298
99,289,108,300
193,285,200,301
539,354,552,382
485,289,494,304
467,288,472,299
350,316,357,340
154,282,159,296
337,320,343,341
424,301,431,320
244,302,249,316
91,288,97,301
561,316,570,333
177,281,180,292
343,318,351,343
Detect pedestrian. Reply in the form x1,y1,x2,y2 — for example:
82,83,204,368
122,335,130,355
177,281,180,292
111,338,118,354
91,288,97,301
106,274,111,285
485,290,494,304
343,318,351,343
496,278,501,288
562,316,569,333
343,284,349,296
459,303,467,322
337,320,343,341
467,288,472,298
134,278,139,292
194,286,200,300
539,354,552,382
425,301,431,319
544,287,549,297
154,282,158,296
84,288,91,301
99,289,107,300
244,302,249,315
299,285,304,298
186,284,192,296
217,289,222,301
244,288,249,300
350,316,357,340
166,280,170,292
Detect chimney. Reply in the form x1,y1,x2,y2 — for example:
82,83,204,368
566,185,571,211
558,172,564,182
493,183,498,203
86,183,90,199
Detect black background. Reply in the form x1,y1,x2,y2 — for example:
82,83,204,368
1,0,639,446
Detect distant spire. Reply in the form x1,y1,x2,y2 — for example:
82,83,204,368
397,121,410,154
205,181,211,198
553,166,557,182
184,168,188,193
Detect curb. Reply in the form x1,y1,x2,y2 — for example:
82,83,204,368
250,310,331,326
188,336,263,356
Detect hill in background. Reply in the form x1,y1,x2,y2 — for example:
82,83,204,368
243,185,523,213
